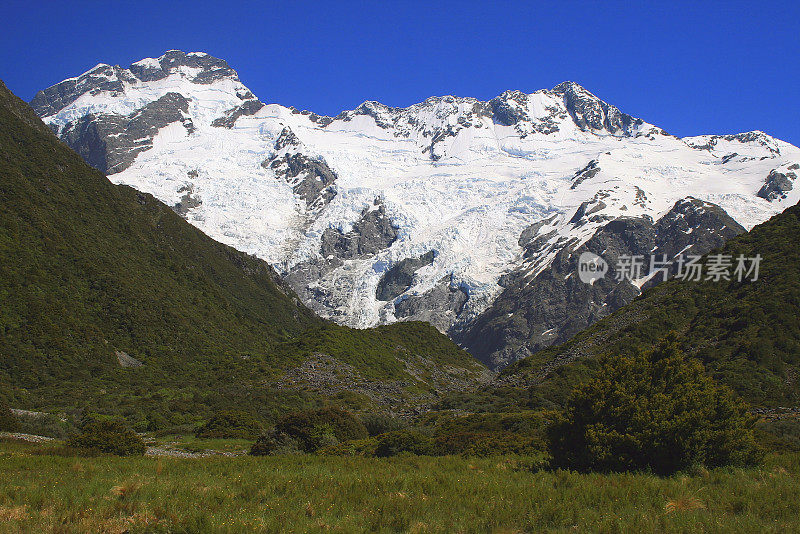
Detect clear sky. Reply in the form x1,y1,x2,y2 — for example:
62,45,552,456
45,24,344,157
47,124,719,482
2,0,799,145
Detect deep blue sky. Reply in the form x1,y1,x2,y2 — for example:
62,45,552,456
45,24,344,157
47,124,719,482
2,1,799,144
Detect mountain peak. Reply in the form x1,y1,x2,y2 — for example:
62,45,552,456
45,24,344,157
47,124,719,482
551,80,590,94
31,50,241,118
128,49,238,84
549,80,643,135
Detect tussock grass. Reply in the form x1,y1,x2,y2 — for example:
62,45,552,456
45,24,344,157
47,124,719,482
0,440,798,532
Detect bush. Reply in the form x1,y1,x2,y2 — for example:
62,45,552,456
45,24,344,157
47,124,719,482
0,400,18,432
251,406,368,455
375,430,434,457
547,336,762,474
196,410,262,439
250,428,303,455
276,406,368,452
67,419,146,456
433,431,540,457
360,414,406,437
317,437,379,457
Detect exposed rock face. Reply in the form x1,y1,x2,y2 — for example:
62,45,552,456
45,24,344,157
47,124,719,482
394,277,470,332
320,201,398,259
488,90,564,136
552,81,642,135
260,126,338,210
570,159,600,189
686,131,783,156
57,92,194,174
133,50,239,84
376,250,436,301
274,126,301,150
758,168,797,201
459,197,745,370
211,99,265,128
265,152,337,210
116,351,143,368
32,52,238,118
173,182,202,218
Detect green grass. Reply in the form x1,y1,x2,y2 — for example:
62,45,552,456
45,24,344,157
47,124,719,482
0,439,798,533
157,435,252,454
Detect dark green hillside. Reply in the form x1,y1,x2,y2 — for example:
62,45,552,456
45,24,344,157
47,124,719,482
502,201,800,407
0,81,484,421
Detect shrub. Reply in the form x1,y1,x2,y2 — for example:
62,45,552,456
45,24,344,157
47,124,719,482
317,437,379,457
0,400,19,432
375,430,434,457
250,428,303,455
196,410,262,439
433,431,540,457
275,406,368,452
67,419,146,456
145,413,170,432
251,406,368,455
360,414,406,436
547,336,762,474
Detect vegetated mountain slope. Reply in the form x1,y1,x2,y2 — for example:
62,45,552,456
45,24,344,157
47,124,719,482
33,51,800,369
499,201,800,408
0,80,487,419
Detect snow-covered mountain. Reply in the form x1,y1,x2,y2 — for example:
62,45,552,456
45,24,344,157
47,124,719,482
33,50,800,368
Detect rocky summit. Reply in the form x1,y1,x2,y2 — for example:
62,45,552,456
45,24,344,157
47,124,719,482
32,50,800,368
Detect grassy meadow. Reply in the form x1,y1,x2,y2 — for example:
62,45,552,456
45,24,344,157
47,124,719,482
0,439,799,533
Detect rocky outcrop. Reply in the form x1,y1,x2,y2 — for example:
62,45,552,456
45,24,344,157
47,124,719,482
262,127,337,210
172,182,202,218
57,92,194,174
376,250,436,301
758,168,797,201
266,152,337,210
489,90,563,135
686,131,783,157
552,81,642,135
274,126,301,150
394,277,470,332
211,99,265,128
459,197,745,370
115,351,143,368
30,51,246,173
570,159,600,189
320,201,398,259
